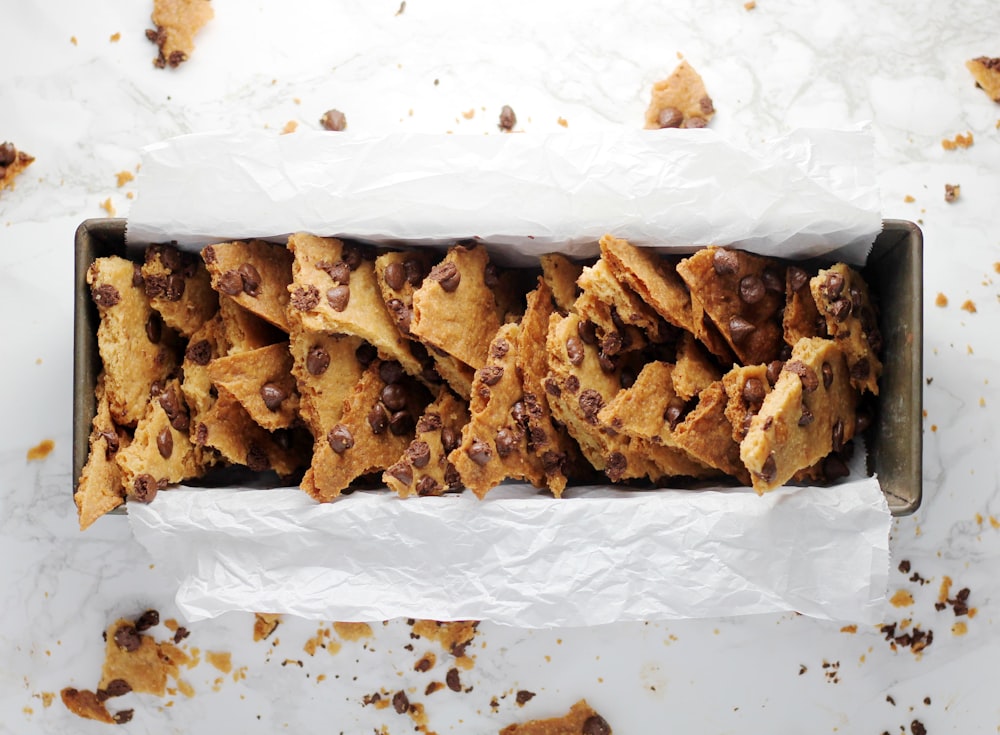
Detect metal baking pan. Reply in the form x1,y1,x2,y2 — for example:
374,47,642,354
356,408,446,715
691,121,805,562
72,218,923,516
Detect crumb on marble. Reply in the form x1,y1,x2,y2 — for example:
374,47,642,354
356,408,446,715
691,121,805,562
253,613,281,642
934,292,948,307
110,32,120,42
903,194,915,203
980,397,986,407
557,116,568,127
890,590,914,608
281,120,298,135
960,299,977,313
462,108,475,120
100,197,116,216
395,1,406,15
333,622,373,641
840,624,857,634
744,1,756,9
27,439,55,461
116,170,134,187
944,183,960,202
941,132,973,150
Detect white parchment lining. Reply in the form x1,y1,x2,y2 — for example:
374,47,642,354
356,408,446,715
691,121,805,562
125,127,890,626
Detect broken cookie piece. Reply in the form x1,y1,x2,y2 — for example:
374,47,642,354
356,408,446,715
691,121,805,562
146,0,214,69
203,239,294,332
644,60,715,129
500,699,613,735
966,56,1000,102
0,141,35,193
385,389,469,497
142,242,218,338
74,375,129,529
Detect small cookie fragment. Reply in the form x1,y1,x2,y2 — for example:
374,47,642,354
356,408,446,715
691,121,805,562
500,698,613,735
783,264,825,346
944,184,960,203
99,619,180,697
146,0,214,69
672,332,721,402
644,60,715,129
142,243,218,337
539,253,583,314
670,381,750,484
60,687,115,724
207,342,300,430
966,57,1000,102
385,390,469,497
288,329,365,436
0,141,35,192
203,240,294,331
721,363,771,443
253,613,281,641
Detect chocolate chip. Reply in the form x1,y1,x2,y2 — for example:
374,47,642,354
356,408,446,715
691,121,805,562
664,397,686,429
657,106,684,128
246,442,271,472
291,285,320,311
356,343,378,367
478,366,504,386
387,462,413,487
579,389,604,423
822,453,850,481
392,690,410,714
186,340,212,366
798,405,814,426
728,316,755,344
446,667,462,692
390,409,415,436
416,476,440,496
381,383,407,411
682,116,707,128
605,451,628,482
565,374,580,393
163,273,186,301
260,383,286,411
787,267,809,292
98,429,120,456
413,414,441,436
384,261,406,291
173,626,190,643
218,270,243,295
491,338,510,360
405,440,431,468
515,689,535,705
441,427,459,453
467,440,492,466
404,258,426,286
765,360,784,386
483,262,500,289
582,714,612,735
326,284,350,311
541,451,565,476
832,419,844,452
510,401,528,426
759,455,777,483
739,275,766,304
822,362,833,389
131,263,145,288
761,268,783,293
201,244,217,264
135,609,160,631
91,284,121,308
0,142,15,166
318,260,351,285
597,352,615,373
158,385,181,419
142,313,162,344
429,261,461,292
829,298,852,321
823,272,845,297
784,360,819,392
379,360,405,385
850,357,870,381
577,320,598,345
544,378,561,397
114,624,142,652
855,408,873,434
104,679,132,697
156,426,173,458
495,428,516,457
130,474,158,503
601,332,623,357
306,345,330,375
320,108,347,131
112,709,135,724
498,105,517,131
366,403,389,434
742,377,766,406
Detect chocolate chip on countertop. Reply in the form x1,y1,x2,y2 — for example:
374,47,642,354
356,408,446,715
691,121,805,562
173,626,190,643
320,108,347,132
392,690,410,714
218,270,243,296
112,709,134,725
657,106,683,128
582,714,612,735
306,345,330,375
384,261,406,291
498,105,517,131
446,668,462,692
739,275,766,304
326,284,350,311
114,624,142,652
156,427,173,458
91,284,121,308
260,383,286,411
130,474,159,503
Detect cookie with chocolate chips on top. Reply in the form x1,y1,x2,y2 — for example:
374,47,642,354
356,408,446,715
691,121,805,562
207,342,300,431
141,242,218,338
644,60,716,130
670,380,750,484
287,328,366,437
202,239,294,331
0,140,35,193
500,698,613,735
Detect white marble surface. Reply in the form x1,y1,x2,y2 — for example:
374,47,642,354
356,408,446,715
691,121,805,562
2,0,999,732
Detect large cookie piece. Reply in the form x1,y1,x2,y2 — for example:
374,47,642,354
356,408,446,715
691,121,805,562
147,0,214,69
644,60,715,129
202,239,293,331
740,337,857,493
410,245,502,370
141,243,218,338
0,141,35,193
288,328,366,437
304,360,429,502
966,56,1000,102
87,255,180,427
384,390,469,498
99,619,180,697
450,323,546,498
207,342,299,431
500,699,613,735
74,375,129,529
676,246,786,366
287,233,423,378
810,263,883,395
783,265,824,347
180,313,229,424
670,381,750,483
539,253,583,314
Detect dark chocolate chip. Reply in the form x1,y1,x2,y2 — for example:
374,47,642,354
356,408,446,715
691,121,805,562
478,365,504,386
759,455,777,483
498,105,517,131
787,266,809,292
601,332,623,357
98,429,120,456
163,273,185,301
491,338,510,360
577,320,598,345
597,352,615,373
515,689,535,705
156,427,173,458
356,343,378,367
822,361,833,389
657,106,683,128
319,260,351,285
0,142,16,166
822,453,850,481
495,428,516,457
829,298,852,321
367,404,389,435
784,360,819,392
326,285,350,311
565,374,580,393
186,339,212,366
91,284,121,308
389,410,414,436
582,714,612,735
260,383,286,411
135,610,159,631
341,243,367,270
739,275,766,304
429,261,461,292
416,476,440,496
384,261,406,291
579,389,604,423
132,263,145,288
201,244,217,264
798,405,814,426
379,360,404,385
484,262,499,289
850,357,870,381
664,397,687,430
404,258,426,286
387,462,413,487
761,268,783,293
832,419,845,452
728,316,755,344
112,709,134,724
104,679,132,697
441,427,459,453
824,271,845,297
467,440,492,466
605,451,628,482
114,624,142,652
742,377,766,406
445,667,462,692
510,401,527,426
246,442,271,472
699,96,715,115
291,285,320,311
544,378,561,397
380,383,407,411
131,474,158,503
306,345,330,375
682,115,707,128
541,451,565,476
218,270,243,296
145,313,163,344
173,626,189,643
766,360,784,386
392,690,410,714
158,385,182,419
416,413,441,434
406,441,431,468
320,108,347,131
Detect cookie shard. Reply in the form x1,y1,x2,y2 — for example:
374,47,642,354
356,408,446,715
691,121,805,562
676,246,786,366
218,294,285,354
670,381,750,484
410,244,502,370
539,253,583,314
142,243,218,338
0,141,34,192
809,263,883,395
783,265,824,346
202,239,294,331
721,363,771,444
672,331,722,401
286,233,424,378
450,323,547,499
966,56,1000,102
180,313,229,424
207,342,300,431
87,255,181,427
740,337,858,494
99,619,177,697
575,257,668,347
149,0,214,69
75,375,128,529
500,698,613,735
384,390,469,498
644,60,715,130
287,328,365,437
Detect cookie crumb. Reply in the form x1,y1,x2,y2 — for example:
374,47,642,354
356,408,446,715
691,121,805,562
839,624,857,633
744,1,756,9
965,57,1000,102
116,171,134,187
960,299,976,313
100,197,116,216
27,439,55,461
395,1,406,15
944,183,960,202
941,132,973,150
462,109,475,120
557,117,568,128
890,590,914,607
935,292,948,307
281,120,298,135
110,32,121,42
70,36,78,45
903,194,915,203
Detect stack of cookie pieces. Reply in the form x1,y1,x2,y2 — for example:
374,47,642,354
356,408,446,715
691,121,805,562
75,232,882,529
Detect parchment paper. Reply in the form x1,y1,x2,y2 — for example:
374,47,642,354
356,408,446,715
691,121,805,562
125,126,891,626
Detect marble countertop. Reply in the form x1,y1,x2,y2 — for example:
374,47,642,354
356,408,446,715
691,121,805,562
2,0,999,732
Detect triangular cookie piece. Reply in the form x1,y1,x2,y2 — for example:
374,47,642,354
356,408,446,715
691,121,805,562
385,390,469,497
74,375,129,529
644,60,715,129
208,342,299,431
966,57,1000,102
202,239,293,331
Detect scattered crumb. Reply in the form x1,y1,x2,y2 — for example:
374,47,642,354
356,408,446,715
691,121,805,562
557,117,568,128
967,345,974,355
110,32,120,42
319,109,347,132
462,109,475,120
952,622,967,636
395,0,406,15
333,622,373,641
798,665,807,675
100,198,116,216
941,132,973,150
27,439,55,461
127,191,135,200
293,97,301,105
71,36,78,45
253,614,281,641
116,171,134,187
961,299,977,313
935,293,948,307
281,120,298,135
146,0,214,69
205,651,231,674
890,590,914,608
945,183,960,202
931,425,937,432
744,1,756,9
903,194,915,203
840,625,857,634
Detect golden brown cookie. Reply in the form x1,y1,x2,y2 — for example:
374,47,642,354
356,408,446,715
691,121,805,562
500,699,613,735
450,323,547,498
0,141,34,193
810,263,883,395
644,60,715,129
410,244,502,370
87,255,181,427
721,363,771,443
966,57,1000,102
672,331,721,401
384,390,469,497
74,375,129,530
539,253,583,314
287,327,366,437
304,360,429,502
180,313,229,423
783,264,825,347
202,240,293,331
740,337,858,493
141,243,218,338
60,687,114,724
670,381,749,483
99,619,180,697
287,233,424,378
207,342,299,431
147,0,214,69
218,294,284,354
676,246,786,366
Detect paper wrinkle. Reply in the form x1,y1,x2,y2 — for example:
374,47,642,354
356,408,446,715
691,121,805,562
124,126,889,626
129,481,890,627
127,127,880,265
